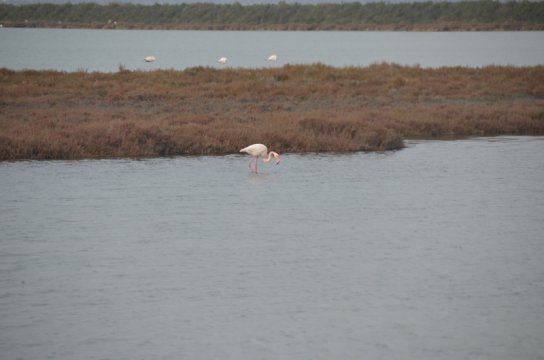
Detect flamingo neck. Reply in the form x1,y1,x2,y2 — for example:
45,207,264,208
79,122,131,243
263,151,280,164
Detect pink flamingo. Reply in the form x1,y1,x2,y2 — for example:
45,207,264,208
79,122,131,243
240,144,281,173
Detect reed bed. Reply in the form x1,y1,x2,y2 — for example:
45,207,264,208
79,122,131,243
1,64,543,160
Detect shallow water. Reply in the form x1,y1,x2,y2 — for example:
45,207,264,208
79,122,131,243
1,137,544,359
1,29,543,71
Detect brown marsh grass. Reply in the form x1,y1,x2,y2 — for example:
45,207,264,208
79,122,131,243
1,64,543,160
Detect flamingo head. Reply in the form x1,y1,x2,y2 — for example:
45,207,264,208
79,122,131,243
272,152,281,165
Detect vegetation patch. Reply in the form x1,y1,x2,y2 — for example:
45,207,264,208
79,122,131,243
1,64,543,160
1,1,543,31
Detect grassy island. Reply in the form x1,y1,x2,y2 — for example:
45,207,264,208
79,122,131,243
1,64,543,160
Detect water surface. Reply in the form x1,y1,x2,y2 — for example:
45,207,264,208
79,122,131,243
1,29,543,71
1,137,543,359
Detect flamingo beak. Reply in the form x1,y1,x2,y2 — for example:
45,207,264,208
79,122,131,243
275,156,281,165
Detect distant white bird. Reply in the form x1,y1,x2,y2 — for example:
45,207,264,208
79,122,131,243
144,56,156,63
267,54,278,63
218,57,228,65
240,144,280,173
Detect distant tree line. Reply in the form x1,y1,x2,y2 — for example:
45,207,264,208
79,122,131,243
1,1,543,29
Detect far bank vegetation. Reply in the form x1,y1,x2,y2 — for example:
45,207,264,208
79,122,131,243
0,64,543,160
1,1,543,31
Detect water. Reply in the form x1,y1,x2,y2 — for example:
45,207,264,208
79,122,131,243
0,28,543,71
1,136,543,360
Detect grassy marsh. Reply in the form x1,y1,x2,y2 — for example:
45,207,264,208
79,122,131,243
1,64,543,160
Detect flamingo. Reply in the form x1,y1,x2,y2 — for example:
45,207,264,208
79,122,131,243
144,56,156,63
218,57,228,65
267,54,278,63
240,144,280,173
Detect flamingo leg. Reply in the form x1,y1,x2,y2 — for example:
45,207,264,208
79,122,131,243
248,157,259,173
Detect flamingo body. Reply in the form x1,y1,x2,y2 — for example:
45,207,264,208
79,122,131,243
267,54,278,63
240,144,280,173
218,57,228,65
144,56,156,63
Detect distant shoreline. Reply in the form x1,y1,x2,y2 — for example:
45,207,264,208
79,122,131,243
2,21,544,31
2,0,543,32
1,64,543,161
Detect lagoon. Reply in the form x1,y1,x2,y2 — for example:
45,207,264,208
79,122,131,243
1,137,543,359
1,29,543,71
